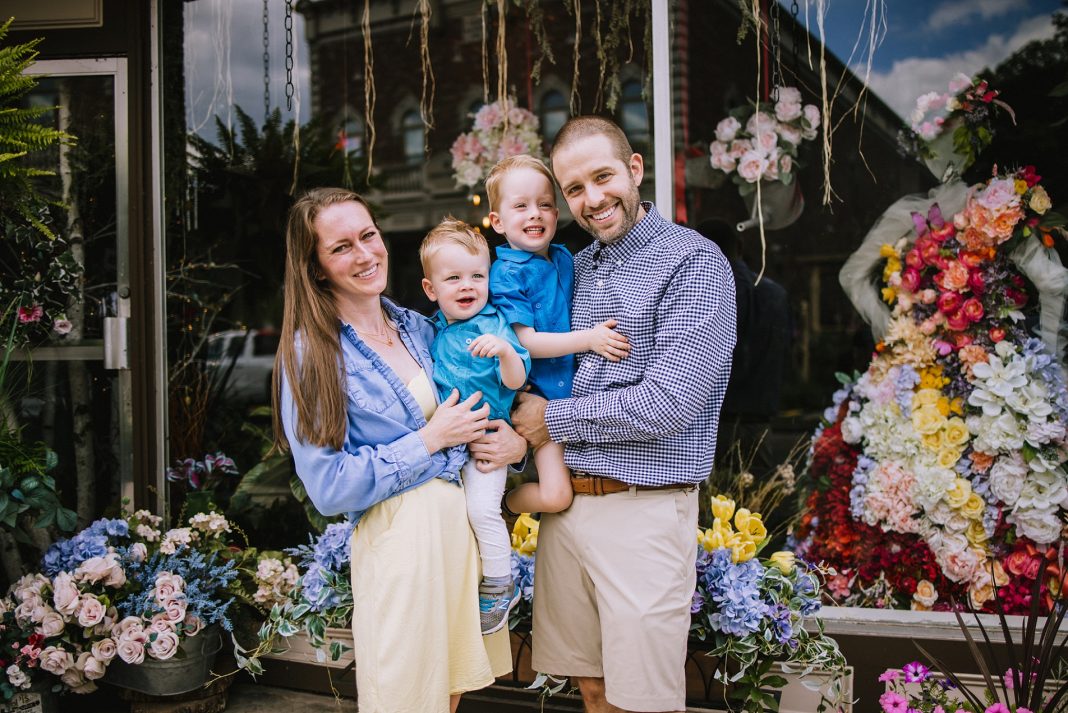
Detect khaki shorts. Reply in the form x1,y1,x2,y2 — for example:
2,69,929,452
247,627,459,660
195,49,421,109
530,486,698,712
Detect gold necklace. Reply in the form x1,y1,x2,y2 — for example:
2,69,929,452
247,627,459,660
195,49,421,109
356,311,396,347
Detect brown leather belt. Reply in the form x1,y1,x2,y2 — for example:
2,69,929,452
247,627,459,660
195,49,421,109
570,472,695,496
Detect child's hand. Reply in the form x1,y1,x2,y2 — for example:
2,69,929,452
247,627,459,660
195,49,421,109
587,319,630,362
468,334,515,359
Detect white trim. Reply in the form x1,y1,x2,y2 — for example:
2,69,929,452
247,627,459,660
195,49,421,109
150,0,168,518
814,605,1068,643
650,0,673,215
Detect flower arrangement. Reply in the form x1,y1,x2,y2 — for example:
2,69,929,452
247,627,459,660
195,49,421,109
450,98,545,189
708,86,820,194
905,74,1015,174
0,510,248,695
795,166,1068,613
166,451,240,515
508,514,537,632
240,521,354,675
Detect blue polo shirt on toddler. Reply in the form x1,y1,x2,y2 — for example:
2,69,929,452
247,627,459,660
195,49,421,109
490,244,574,400
430,302,531,422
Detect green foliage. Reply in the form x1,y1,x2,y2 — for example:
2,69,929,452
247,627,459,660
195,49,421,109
0,426,77,539
0,17,74,238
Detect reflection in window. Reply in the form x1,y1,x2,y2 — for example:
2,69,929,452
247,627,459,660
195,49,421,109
619,80,649,146
540,90,568,143
338,117,363,157
402,110,423,164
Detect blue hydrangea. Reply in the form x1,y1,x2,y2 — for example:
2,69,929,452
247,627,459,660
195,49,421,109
702,550,768,637
849,456,875,520
313,522,354,572
892,365,920,416
510,551,535,603
767,603,794,645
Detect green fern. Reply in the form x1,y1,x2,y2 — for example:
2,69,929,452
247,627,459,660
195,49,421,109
0,17,74,237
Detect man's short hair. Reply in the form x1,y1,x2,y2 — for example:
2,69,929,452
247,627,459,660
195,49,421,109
419,216,489,275
485,154,557,214
549,115,635,170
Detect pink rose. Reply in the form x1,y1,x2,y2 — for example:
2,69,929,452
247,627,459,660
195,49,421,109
776,122,802,146
148,631,180,661
51,572,80,618
774,99,802,123
905,248,923,269
129,543,148,563
802,104,820,129
116,639,145,665
728,139,750,159
91,638,117,662
1005,288,1028,308
154,572,185,605
745,110,777,135
709,141,736,173
754,129,778,154
779,154,793,176
149,613,176,634
59,666,89,692
80,652,106,681
977,178,1019,212
113,615,144,641
736,150,770,183
946,311,970,332
38,646,74,676
183,614,204,637
714,116,741,143
76,595,105,628
38,611,65,638
967,270,985,295
920,289,938,304
162,598,187,624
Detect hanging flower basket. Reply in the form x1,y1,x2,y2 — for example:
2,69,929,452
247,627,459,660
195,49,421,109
450,98,545,189
737,179,805,232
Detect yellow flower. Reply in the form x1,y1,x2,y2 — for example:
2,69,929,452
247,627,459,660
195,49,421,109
731,539,756,564
918,369,947,389
733,509,767,543
943,418,969,446
1015,179,1029,195
710,495,735,521
881,286,897,304
966,520,989,545
950,397,963,415
961,493,985,519
511,513,539,554
1030,185,1051,214
913,579,938,607
921,431,943,451
945,478,972,509
912,404,945,435
879,243,899,258
912,388,941,407
768,551,795,574
937,447,962,469
936,397,951,417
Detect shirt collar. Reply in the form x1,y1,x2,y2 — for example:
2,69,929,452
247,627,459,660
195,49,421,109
495,244,563,263
432,301,497,329
593,201,661,265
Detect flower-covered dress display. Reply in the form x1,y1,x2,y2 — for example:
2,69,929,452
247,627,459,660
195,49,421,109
796,165,1068,613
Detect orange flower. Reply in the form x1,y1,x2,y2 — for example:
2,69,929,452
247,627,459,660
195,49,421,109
969,450,995,473
1042,232,1055,248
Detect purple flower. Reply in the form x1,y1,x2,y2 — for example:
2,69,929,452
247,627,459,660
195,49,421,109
903,661,929,682
690,588,705,614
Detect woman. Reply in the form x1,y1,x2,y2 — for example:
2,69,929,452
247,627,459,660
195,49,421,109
271,187,524,713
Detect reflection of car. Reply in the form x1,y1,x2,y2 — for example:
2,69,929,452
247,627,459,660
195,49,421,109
205,329,279,404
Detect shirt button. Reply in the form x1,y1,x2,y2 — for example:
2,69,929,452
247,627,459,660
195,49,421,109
616,260,622,266
535,302,541,308
596,280,604,287
558,381,565,387
465,338,472,344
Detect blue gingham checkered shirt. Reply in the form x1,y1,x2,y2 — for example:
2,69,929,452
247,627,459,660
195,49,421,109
544,203,737,486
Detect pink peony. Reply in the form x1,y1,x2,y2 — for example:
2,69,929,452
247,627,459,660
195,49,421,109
961,298,984,323
473,102,504,131
737,150,770,183
937,292,963,315
776,122,802,146
709,141,737,173
900,268,922,293
976,179,1020,212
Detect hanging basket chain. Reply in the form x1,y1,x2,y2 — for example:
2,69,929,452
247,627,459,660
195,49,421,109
262,0,270,124
285,0,295,112
790,0,800,76
770,0,782,96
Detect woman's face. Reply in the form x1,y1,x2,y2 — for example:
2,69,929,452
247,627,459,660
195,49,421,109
314,201,389,304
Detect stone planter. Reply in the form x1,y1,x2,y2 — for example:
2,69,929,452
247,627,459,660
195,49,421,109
105,625,224,697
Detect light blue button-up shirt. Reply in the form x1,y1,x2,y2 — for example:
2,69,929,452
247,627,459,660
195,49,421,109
280,298,467,524
490,243,575,400
430,302,530,422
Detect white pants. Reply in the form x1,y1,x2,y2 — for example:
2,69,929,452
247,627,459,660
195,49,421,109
461,459,511,579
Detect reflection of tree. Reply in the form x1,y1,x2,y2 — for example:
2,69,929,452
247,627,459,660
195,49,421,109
168,106,367,467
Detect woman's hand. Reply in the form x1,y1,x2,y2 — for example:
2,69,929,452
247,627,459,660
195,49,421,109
418,389,490,454
469,419,529,472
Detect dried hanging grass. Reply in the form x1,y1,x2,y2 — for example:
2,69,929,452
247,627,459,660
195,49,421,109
362,0,376,181
418,0,435,151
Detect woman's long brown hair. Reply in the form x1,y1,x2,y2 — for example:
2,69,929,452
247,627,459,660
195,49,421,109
271,188,379,453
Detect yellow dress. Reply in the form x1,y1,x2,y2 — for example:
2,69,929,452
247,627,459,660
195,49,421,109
348,368,511,712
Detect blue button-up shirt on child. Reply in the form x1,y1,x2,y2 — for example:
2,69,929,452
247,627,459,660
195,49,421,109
430,302,531,421
490,243,574,400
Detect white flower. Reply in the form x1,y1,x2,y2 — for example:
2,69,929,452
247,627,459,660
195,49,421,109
1011,507,1063,545
189,511,231,537
6,665,29,689
1015,469,1068,512
988,454,1027,507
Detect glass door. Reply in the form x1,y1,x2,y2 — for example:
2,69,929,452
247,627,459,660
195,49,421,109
4,58,133,533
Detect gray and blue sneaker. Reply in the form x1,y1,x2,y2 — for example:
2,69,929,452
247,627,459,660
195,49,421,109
478,580,521,635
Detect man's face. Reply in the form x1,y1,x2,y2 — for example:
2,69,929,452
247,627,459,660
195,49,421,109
552,134,644,244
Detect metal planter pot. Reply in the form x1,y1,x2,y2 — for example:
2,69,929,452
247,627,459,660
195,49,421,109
105,626,223,696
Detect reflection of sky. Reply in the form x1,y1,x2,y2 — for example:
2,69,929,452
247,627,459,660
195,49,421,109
183,0,311,142
804,0,1062,117
183,1,1063,142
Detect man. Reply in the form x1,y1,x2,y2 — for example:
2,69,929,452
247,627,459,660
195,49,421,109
511,116,737,713
698,219,791,477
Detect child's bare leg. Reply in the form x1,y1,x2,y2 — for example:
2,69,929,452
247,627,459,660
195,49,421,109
504,442,573,514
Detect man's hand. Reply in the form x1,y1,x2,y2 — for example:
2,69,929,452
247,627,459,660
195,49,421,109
469,419,529,472
511,391,551,451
